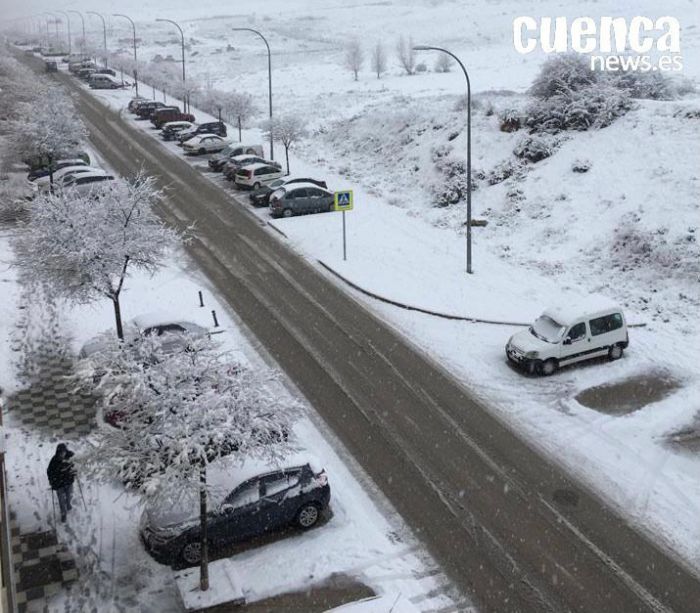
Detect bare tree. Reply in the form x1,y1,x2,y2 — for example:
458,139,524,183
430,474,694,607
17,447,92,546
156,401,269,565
16,173,182,339
435,53,453,73
371,41,387,79
261,114,309,175
344,39,364,81
396,35,416,75
9,85,88,187
78,333,300,592
222,92,257,140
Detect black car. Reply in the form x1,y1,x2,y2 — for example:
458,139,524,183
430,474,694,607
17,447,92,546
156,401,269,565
136,101,167,120
208,144,263,171
140,460,330,566
177,121,227,144
250,177,328,207
161,121,194,141
26,157,89,181
95,68,117,77
128,97,149,113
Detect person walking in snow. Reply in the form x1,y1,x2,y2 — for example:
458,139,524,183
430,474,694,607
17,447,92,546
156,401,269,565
47,443,76,522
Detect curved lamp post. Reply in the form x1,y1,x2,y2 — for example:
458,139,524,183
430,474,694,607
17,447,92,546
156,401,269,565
87,11,108,67
232,27,273,159
68,10,86,56
113,14,139,98
56,11,72,55
155,18,187,110
414,45,473,274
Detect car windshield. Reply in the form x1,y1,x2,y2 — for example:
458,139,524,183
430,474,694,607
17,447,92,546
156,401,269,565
530,315,565,344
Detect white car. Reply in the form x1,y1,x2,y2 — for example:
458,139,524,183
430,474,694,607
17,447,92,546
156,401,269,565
505,298,629,375
79,312,211,358
234,162,285,189
61,170,115,195
33,165,101,193
182,134,230,155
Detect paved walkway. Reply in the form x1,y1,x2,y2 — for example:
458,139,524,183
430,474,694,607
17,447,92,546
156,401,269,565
6,299,97,611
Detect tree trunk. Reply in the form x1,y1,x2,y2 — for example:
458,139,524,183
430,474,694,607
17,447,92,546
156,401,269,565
238,116,242,142
47,153,54,194
199,465,209,591
285,145,290,175
112,296,124,340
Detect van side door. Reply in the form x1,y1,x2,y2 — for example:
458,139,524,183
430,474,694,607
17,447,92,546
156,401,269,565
560,321,588,364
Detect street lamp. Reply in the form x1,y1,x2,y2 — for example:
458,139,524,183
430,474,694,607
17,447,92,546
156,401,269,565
56,11,72,56
232,27,273,159
87,12,108,68
113,14,139,98
68,11,86,57
155,18,187,111
413,45,473,274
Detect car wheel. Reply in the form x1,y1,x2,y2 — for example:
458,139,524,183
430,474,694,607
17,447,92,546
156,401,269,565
253,182,261,190
282,208,293,218
295,503,320,529
181,540,202,565
539,358,558,376
608,344,623,361
198,148,206,155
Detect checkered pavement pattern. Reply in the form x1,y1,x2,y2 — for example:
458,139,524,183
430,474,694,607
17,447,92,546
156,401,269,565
9,353,96,440
9,513,78,613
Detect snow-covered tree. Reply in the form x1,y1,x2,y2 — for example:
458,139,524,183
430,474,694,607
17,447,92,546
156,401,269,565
261,114,309,175
15,173,182,339
221,91,257,140
434,53,453,73
396,35,416,75
371,41,387,79
78,333,300,591
344,39,364,81
8,85,87,187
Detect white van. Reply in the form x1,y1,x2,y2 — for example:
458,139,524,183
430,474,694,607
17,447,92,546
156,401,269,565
505,297,628,375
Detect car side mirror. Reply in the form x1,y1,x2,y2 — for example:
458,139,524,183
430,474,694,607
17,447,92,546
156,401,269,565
563,338,572,345
220,504,234,515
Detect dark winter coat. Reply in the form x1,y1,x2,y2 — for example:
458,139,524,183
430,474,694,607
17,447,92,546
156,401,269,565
47,445,75,490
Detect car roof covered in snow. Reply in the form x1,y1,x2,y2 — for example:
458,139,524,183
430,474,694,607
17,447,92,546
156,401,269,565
132,311,202,330
283,182,330,193
231,153,260,162
239,162,276,171
543,295,621,326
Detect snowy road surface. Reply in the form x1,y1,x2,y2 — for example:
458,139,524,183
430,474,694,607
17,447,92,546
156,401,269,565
25,54,700,612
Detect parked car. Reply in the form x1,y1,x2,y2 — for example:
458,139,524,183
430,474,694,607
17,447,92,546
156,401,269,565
68,60,94,74
182,134,230,155
95,68,117,77
148,106,178,126
152,108,195,130
249,177,328,207
128,96,149,113
136,101,167,120
80,313,210,359
88,73,122,89
234,162,285,189
45,60,58,72
222,155,273,181
176,121,227,144
208,144,264,171
160,121,194,140
33,165,101,193
505,299,629,375
77,67,97,80
27,158,89,182
269,184,335,218
139,455,330,566
61,170,115,195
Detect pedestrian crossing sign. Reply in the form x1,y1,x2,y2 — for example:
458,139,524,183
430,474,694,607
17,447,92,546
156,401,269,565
334,190,354,211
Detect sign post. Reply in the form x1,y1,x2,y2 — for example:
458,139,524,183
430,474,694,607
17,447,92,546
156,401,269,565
333,190,354,261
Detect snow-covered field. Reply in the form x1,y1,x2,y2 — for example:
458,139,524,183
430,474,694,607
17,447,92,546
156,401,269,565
59,0,700,574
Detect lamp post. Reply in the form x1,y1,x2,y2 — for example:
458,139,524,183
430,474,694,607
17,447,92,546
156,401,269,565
414,45,473,274
68,11,86,57
87,12,108,67
232,27,273,159
113,14,139,98
57,11,71,56
155,18,187,111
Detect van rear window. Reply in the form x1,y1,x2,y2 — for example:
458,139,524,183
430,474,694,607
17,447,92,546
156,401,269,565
589,313,623,336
